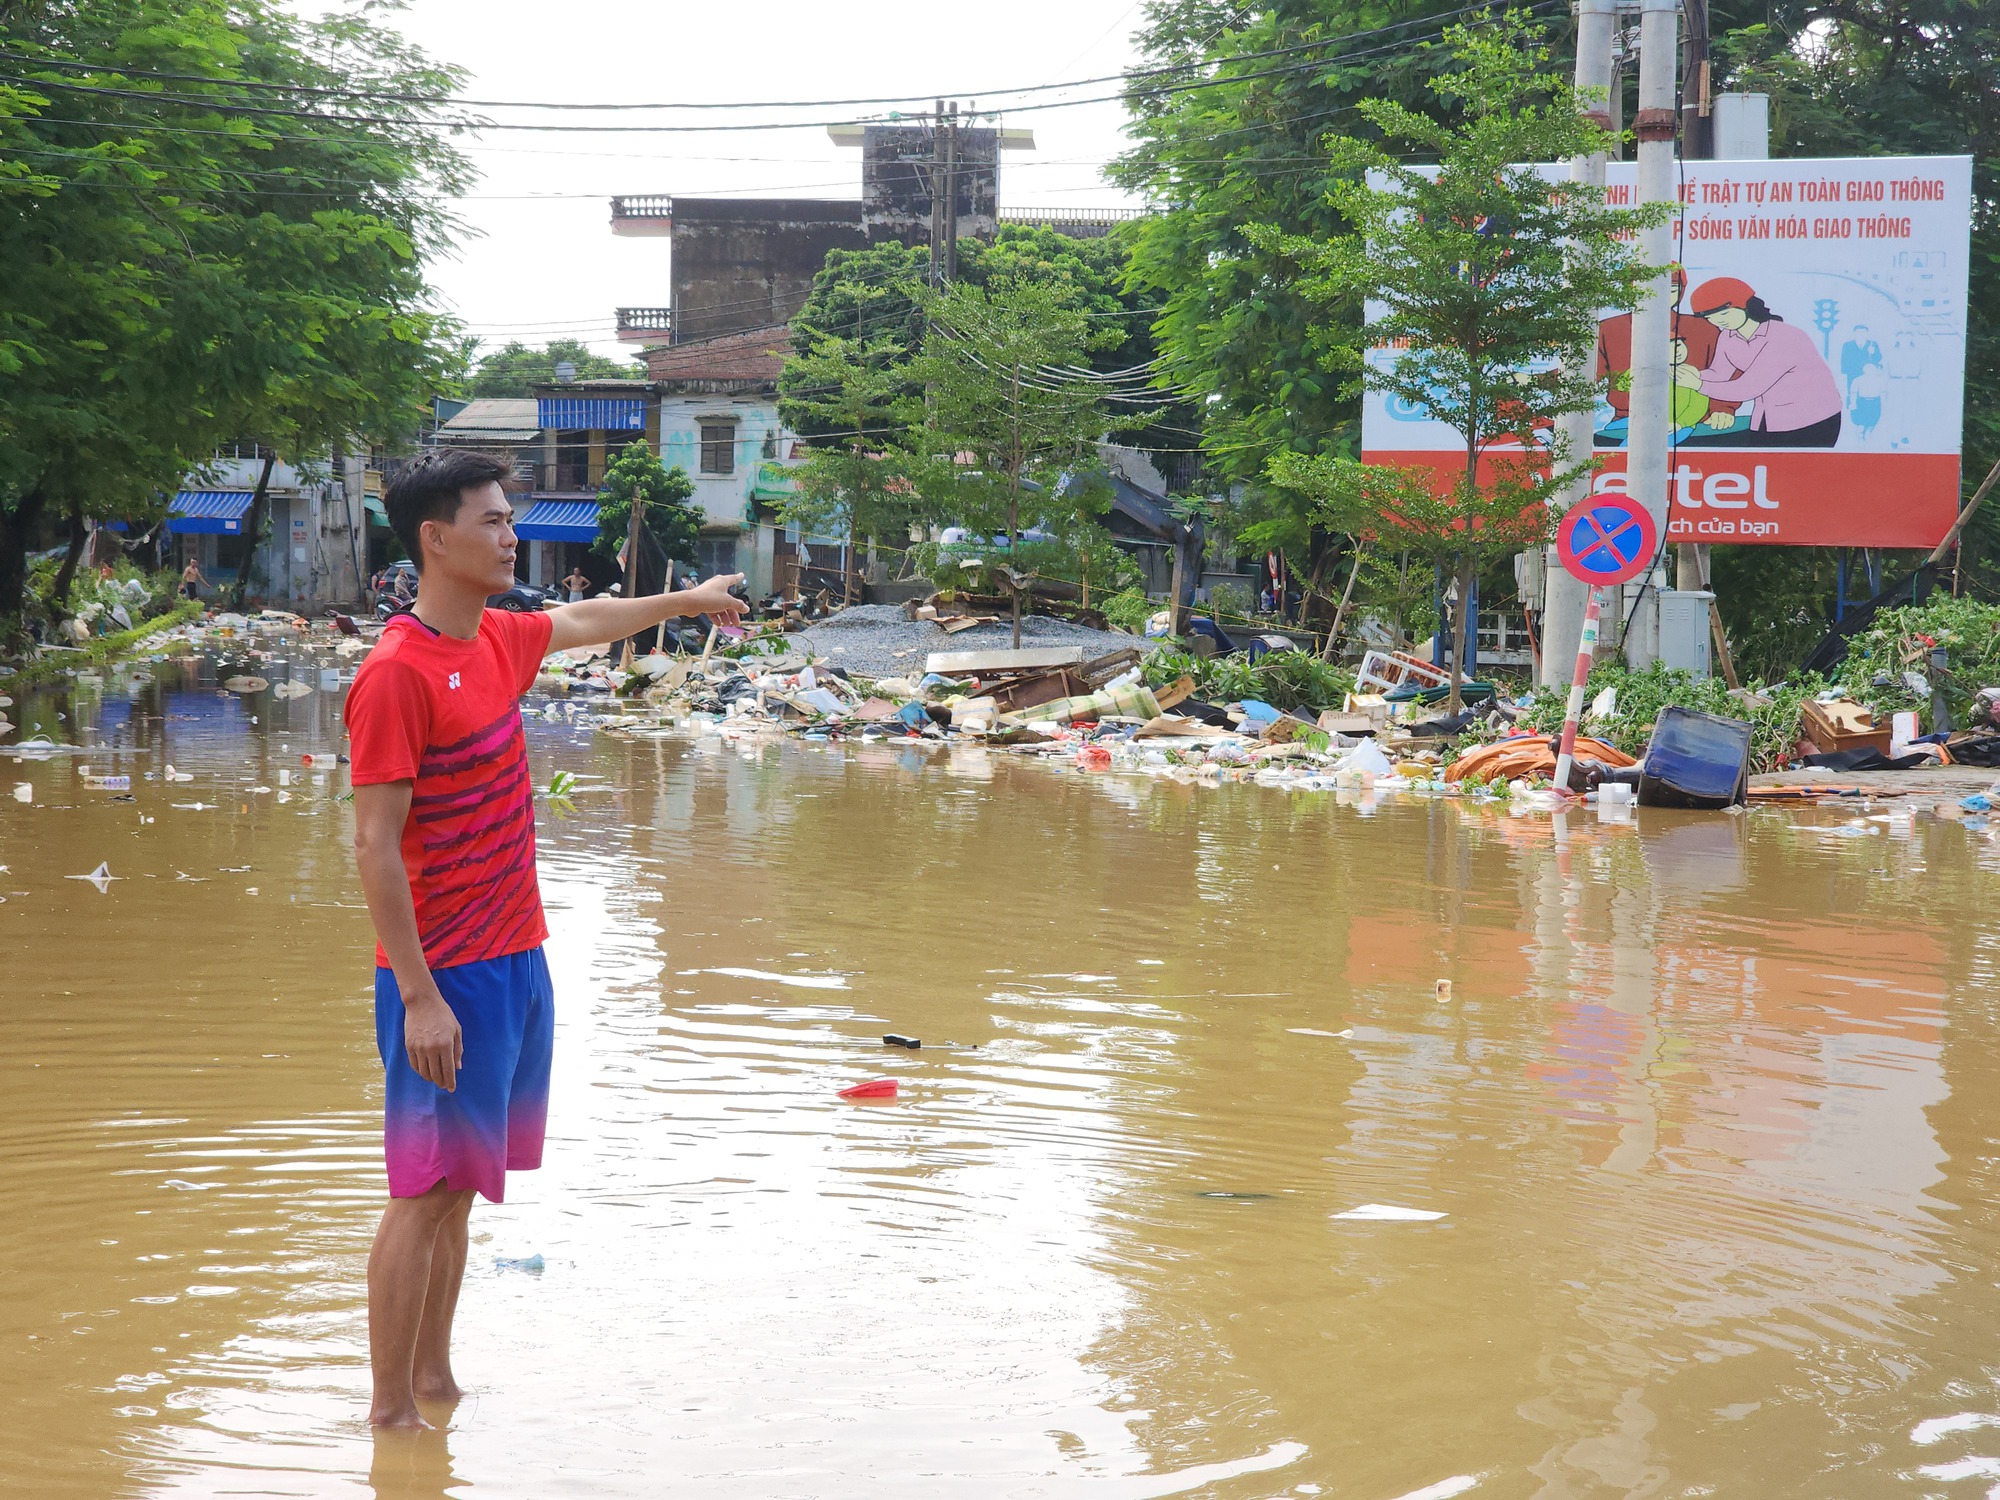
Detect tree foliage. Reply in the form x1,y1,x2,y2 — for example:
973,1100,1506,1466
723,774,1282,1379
1112,1,1480,490
592,443,699,574
904,279,1122,644
1261,15,1665,705
470,339,639,398
773,332,915,601
781,224,1194,471
0,0,469,626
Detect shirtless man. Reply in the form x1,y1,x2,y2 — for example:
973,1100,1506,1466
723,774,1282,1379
345,449,743,1427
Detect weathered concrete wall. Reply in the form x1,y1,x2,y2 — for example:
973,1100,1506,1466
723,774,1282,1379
669,198,865,345
861,124,999,246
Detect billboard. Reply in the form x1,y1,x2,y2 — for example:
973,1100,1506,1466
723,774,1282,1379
1360,156,1973,548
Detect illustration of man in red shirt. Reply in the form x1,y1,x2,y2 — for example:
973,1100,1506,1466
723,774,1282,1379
345,448,744,1429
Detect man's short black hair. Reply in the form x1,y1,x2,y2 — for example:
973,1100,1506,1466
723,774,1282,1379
384,449,513,570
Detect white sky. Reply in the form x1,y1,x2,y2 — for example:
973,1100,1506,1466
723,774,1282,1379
358,0,1150,362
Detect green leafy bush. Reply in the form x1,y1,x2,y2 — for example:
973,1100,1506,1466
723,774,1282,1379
906,536,1139,602
1825,596,2000,726
1103,586,1156,634
1142,645,1353,713
1515,661,1823,774
1205,579,1255,626
14,555,176,644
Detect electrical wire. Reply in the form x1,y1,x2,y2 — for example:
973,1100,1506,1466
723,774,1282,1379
0,8,1522,116
0,8,1557,137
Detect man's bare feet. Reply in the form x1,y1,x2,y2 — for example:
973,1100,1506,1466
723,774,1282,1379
369,1402,435,1430
412,1370,463,1403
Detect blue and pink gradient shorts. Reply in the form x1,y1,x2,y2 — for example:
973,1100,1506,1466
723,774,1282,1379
374,947,554,1204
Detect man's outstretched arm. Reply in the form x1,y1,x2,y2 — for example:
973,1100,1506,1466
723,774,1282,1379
545,572,746,654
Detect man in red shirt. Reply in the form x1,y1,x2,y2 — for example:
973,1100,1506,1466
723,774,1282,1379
346,449,743,1428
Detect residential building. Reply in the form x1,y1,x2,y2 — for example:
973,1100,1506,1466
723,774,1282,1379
609,122,1139,346
643,327,800,597
599,122,1145,598
159,445,371,607
427,384,659,594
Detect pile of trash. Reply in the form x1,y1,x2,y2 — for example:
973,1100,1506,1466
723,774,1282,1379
588,635,1589,809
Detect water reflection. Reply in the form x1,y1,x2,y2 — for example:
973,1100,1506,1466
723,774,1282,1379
369,1426,466,1500
3,644,2000,1497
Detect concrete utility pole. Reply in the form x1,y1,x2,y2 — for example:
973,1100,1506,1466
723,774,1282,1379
1674,0,1711,620
942,101,962,283
1538,0,1617,689
928,99,946,288
1622,0,1679,669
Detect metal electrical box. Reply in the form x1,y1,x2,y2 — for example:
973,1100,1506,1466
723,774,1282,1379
1656,590,1715,676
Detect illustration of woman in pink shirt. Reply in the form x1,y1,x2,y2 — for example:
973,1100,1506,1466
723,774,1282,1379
1681,276,1844,447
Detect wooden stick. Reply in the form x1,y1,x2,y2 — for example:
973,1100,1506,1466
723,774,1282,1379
1927,456,2000,567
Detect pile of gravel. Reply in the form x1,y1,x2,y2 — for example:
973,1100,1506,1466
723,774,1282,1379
788,604,1155,680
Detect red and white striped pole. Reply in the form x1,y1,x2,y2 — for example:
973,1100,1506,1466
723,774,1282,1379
1551,588,1603,795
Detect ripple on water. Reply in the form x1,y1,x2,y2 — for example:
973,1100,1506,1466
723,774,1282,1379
5,658,2000,1498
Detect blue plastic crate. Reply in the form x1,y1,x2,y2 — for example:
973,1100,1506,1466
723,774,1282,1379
1638,706,1752,809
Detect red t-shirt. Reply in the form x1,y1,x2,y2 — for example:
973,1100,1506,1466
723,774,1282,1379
344,608,555,971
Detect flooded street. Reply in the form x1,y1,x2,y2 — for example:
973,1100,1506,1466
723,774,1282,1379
6,644,2000,1500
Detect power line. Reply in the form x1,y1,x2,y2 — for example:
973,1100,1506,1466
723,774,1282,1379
0,9,1516,117
0,8,1550,137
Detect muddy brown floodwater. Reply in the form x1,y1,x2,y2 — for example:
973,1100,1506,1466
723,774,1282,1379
4,644,2000,1500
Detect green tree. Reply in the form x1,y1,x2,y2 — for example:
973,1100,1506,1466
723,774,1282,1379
905,279,1120,646
470,339,639,398
783,225,1194,471
1259,14,1665,710
1112,5,1480,482
776,333,916,604
0,0,468,629
592,444,699,591
1111,3,1497,626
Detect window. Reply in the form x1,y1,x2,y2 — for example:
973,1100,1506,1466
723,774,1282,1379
699,421,735,476
695,534,738,578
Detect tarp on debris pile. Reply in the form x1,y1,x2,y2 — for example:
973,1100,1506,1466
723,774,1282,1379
1444,736,1633,784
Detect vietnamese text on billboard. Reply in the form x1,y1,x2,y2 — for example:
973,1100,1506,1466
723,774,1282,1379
1359,156,1973,548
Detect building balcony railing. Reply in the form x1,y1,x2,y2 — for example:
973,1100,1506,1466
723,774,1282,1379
997,206,1148,239
610,195,673,237
508,460,595,495
616,306,673,343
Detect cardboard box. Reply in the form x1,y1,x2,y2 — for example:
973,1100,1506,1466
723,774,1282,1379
1801,698,1891,756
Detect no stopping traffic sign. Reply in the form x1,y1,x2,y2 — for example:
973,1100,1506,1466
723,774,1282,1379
1555,496,1659,587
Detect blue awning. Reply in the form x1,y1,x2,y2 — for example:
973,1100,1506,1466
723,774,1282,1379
538,397,647,432
167,490,255,534
513,499,601,542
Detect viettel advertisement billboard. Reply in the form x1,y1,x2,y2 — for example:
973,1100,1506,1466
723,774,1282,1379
1360,156,1972,548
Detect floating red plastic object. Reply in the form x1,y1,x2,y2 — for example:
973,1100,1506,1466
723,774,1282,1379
1076,744,1112,771
838,1078,899,1100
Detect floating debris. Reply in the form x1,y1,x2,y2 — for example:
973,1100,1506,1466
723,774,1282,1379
698,967,848,991
1333,1204,1447,1223
66,862,117,893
